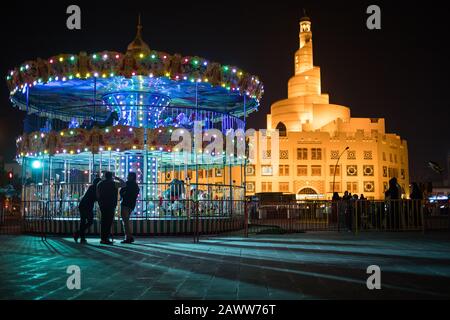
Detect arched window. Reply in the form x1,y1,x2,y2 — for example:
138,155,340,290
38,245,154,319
298,187,318,195
276,122,287,137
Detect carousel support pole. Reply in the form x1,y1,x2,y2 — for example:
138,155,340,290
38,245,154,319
67,156,71,184
229,157,233,217
220,150,225,216
93,77,97,122
26,85,29,113
144,148,148,220
88,154,92,184
99,151,102,175
184,162,188,218
91,152,95,179
20,156,26,223
243,95,248,237
47,155,52,226
41,156,44,185
194,81,199,243
48,155,52,217
39,155,46,240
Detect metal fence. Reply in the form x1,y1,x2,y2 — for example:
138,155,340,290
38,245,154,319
22,181,244,219
2,199,449,236
246,200,450,234
247,201,333,234
0,205,23,235
12,198,246,241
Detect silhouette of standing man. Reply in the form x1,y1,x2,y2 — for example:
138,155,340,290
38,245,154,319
74,177,101,244
96,171,121,244
120,172,140,244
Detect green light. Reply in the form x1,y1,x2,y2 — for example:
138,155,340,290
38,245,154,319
31,160,42,169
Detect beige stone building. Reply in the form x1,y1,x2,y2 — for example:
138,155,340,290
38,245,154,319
243,15,410,200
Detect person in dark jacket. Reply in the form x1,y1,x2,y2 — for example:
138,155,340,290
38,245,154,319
332,192,340,201
119,172,140,243
385,177,400,200
331,192,340,224
385,177,401,229
409,182,423,227
96,171,122,245
410,182,423,200
74,177,101,244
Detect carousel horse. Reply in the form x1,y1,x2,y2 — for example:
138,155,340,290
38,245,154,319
68,118,80,129
82,111,119,130
174,113,190,127
156,118,166,127
189,188,215,214
161,179,186,215
163,116,174,127
162,179,186,200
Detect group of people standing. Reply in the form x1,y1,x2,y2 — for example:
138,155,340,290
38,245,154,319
331,191,367,231
73,171,140,245
331,177,425,231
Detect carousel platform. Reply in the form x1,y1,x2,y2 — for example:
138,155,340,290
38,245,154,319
23,215,245,235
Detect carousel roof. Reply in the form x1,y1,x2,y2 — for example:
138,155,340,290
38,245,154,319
6,19,263,121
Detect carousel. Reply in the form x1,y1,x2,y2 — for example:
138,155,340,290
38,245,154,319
6,19,263,235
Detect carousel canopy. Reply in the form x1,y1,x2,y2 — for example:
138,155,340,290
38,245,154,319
6,20,263,122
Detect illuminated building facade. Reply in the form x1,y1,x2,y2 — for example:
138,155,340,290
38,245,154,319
242,15,410,200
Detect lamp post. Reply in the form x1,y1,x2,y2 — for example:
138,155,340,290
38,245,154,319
332,146,349,195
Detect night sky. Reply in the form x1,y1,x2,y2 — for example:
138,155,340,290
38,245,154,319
0,1,448,183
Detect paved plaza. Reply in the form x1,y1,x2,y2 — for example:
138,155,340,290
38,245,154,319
1,232,450,299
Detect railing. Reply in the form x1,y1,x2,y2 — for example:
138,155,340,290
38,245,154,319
247,200,449,234
19,181,246,238
0,204,23,235
247,201,333,233
22,181,245,220
5,198,450,236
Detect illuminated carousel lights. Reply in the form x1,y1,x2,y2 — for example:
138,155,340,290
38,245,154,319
8,51,263,100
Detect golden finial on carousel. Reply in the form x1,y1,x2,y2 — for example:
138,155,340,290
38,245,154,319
127,13,151,55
